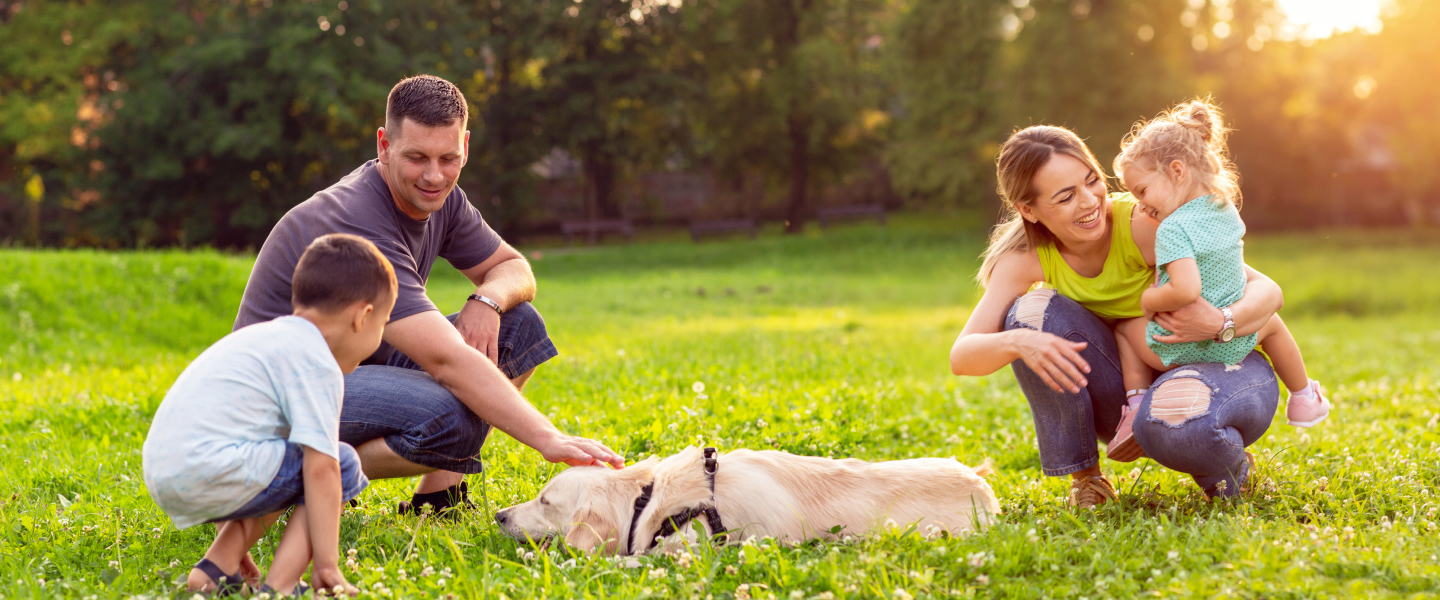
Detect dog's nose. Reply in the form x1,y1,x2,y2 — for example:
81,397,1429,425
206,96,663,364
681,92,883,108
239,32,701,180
495,510,509,525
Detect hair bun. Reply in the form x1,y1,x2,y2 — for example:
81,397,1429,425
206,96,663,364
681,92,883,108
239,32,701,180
1177,101,1222,143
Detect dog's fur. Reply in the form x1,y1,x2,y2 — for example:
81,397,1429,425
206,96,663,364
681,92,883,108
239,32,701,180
496,446,1000,554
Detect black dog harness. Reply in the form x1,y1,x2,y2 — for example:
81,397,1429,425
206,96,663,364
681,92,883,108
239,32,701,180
625,447,729,554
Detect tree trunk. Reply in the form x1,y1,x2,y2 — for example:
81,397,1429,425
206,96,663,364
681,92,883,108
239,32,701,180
585,154,620,219
776,0,811,234
785,112,809,233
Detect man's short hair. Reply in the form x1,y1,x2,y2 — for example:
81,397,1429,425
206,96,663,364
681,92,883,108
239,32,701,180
292,234,397,312
385,75,468,136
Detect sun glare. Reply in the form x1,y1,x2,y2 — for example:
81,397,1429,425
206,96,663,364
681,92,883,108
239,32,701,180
1274,0,1386,37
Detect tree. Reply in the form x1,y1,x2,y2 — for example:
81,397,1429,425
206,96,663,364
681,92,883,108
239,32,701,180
689,0,893,232
885,0,1010,207
534,0,694,220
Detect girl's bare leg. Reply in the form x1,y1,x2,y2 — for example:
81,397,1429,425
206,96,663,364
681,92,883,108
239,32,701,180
1115,318,1165,390
264,505,315,594
1256,314,1309,393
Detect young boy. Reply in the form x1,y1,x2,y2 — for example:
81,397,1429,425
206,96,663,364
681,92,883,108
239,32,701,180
143,234,397,596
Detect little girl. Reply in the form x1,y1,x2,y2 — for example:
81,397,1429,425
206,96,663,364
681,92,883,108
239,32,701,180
1104,99,1330,463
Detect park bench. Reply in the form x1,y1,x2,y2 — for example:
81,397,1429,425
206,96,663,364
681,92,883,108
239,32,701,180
690,218,758,242
817,204,886,229
560,219,634,246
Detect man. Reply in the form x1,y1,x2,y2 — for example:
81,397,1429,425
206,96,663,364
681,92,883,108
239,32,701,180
235,75,623,515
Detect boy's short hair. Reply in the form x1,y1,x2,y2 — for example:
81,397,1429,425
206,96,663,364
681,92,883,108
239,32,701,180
385,75,468,136
292,234,397,312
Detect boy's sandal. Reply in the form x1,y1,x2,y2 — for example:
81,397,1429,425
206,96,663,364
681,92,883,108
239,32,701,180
256,582,311,598
193,558,245,596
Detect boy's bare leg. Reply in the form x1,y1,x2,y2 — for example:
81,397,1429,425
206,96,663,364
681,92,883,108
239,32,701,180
186,512,284,591
263,505,315,594
1256,314,1309,393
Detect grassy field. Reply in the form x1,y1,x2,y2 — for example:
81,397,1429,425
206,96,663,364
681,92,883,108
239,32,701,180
2,216,1440,599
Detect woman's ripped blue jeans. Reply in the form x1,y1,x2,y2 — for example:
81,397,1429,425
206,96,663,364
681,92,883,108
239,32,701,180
1004,289,1279,497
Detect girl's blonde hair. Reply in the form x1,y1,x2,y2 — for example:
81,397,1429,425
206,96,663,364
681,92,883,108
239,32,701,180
1113,98,1241,209
977,125,1108,287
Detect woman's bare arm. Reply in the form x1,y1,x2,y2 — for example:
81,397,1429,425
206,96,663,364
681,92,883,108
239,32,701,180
950,250,1091,393
1151,264,1283,343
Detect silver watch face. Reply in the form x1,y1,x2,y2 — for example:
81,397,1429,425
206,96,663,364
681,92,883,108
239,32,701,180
1220,327,1236,343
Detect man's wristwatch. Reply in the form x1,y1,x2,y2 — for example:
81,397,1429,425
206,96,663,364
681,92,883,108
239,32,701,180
1214,306,1236,343
468,294,504,315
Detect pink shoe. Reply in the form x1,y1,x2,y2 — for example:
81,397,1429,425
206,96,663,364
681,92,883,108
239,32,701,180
1286,379,1330,427
1106,393,1147,462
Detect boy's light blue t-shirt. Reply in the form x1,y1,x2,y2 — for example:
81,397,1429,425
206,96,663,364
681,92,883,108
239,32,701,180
142,316,343,528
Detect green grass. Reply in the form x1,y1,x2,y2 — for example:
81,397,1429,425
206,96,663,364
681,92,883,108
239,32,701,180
3,215,1440,599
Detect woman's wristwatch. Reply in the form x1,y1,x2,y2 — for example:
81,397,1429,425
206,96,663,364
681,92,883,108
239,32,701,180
1214,306,1236,343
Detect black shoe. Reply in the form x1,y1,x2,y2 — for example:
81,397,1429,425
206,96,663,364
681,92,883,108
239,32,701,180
397,481,474,518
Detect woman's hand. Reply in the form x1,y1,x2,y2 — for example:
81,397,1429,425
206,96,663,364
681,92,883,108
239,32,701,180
1011,328,1091,394
1151,295,1224,343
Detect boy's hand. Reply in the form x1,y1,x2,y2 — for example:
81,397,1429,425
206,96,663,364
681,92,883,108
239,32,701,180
240,553,262,587
312,567,357,597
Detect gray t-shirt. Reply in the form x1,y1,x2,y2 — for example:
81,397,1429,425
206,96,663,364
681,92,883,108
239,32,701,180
234,159,501,362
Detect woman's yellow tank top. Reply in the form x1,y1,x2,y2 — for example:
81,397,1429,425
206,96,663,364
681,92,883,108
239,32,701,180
1035,193,1154,320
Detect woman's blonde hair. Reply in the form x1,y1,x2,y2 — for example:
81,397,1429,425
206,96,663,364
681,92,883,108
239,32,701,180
977,125,1108,286
1113,98,1241,209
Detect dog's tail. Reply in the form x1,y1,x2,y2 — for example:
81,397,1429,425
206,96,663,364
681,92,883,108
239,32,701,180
972,458,997,479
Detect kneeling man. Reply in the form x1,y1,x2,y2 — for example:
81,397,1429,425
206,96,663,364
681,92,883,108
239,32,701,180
234,75,623,516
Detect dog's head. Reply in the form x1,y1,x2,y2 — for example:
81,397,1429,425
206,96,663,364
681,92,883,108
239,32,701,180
495,457,657,554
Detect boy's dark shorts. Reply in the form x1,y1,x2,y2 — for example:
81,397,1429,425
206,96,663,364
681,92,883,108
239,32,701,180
208,442,368,523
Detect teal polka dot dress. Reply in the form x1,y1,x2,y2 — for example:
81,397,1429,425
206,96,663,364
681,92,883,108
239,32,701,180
1146,195,1257,366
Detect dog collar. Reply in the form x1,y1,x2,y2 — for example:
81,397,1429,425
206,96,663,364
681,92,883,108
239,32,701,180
624,447,729,555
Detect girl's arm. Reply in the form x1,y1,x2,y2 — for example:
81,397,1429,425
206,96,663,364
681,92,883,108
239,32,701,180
950,249,1091,393
1151,264,1283,343
1141,258,1201,314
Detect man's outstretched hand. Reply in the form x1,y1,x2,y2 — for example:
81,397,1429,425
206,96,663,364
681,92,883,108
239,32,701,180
537,433,626,468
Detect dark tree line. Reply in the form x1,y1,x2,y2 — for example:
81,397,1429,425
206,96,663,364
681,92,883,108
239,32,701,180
2,0,1435,248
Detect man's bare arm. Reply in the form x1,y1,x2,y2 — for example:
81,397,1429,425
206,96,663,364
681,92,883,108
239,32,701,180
385,311,623,468
455,240,536,360
460,240,535,310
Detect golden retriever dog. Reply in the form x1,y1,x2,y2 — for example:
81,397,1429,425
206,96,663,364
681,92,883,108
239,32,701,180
495,446,999,555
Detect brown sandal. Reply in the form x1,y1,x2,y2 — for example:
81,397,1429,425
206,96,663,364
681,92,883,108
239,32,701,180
1068,475,1117,509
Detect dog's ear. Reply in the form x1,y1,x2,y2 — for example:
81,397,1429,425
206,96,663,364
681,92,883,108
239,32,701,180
563,506,619,554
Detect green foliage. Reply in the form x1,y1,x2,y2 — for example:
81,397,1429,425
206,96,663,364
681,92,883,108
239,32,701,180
1,0,1437,246
885,0,1010,207
3,223,1440,597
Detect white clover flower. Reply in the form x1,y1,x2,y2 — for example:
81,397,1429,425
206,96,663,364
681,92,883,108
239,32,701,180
692,381,705,394
975,575,989,585
725,565,738,575
1167,550,1179,561
437,579,446,587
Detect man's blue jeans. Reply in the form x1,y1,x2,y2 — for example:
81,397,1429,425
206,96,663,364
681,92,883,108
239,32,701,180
1004,289,1278,496
338,302,558,474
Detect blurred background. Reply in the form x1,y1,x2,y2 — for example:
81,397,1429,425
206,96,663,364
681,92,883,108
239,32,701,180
0,0,1433,248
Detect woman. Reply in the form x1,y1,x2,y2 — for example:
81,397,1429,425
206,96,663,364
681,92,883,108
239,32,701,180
948,126,1284,507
